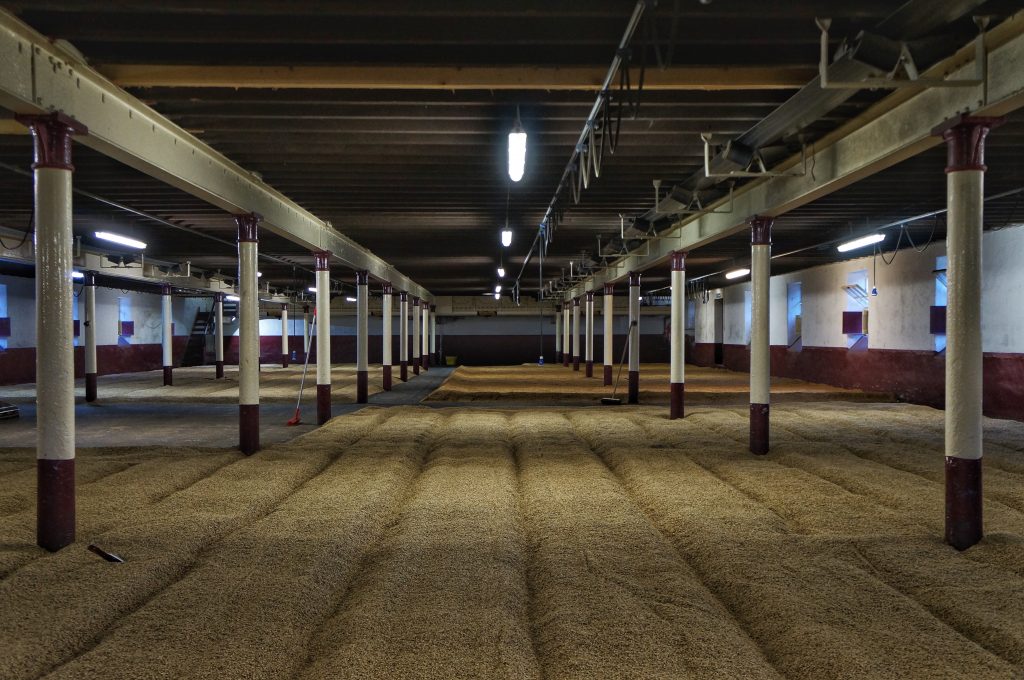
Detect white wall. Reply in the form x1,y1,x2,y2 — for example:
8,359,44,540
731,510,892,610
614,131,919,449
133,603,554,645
693,224,1024,354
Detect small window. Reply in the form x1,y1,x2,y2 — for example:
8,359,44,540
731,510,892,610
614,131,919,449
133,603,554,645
786,282,802,349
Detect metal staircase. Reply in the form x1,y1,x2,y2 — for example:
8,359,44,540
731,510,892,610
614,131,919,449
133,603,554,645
181,307,214,367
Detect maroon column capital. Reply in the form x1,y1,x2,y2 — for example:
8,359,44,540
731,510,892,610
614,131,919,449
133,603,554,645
573,297,581,307
932,115,1004,173
671,250,687,271
749,216,773,245
83,271,97,286
382,282,393,295
235,212,261,242
628,271,641,287
313,250,331,271
355,270,369,285
16,112,87,171
603,283,614,295
161,283,172,296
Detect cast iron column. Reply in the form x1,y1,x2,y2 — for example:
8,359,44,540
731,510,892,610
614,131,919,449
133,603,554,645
83,271,98,402
161,283,173,386
430,303,437,365
19,113,85,551
314,250,332,425
562,302,570,367
628,272,640,404
603,283,614,386
382,283,393,390
236,213,261,455
670,251,687,419
572,297,581,371
554,306,562,363
280,303,289,368
399,291,409,381
356,271,369,404
749,216,773,455
936,115,1001,550
585,291,594,377
411,297,421,375
214,292,225,378
301,304,310,366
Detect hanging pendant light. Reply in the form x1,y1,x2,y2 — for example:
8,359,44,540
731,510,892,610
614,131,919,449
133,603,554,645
508,107,527,182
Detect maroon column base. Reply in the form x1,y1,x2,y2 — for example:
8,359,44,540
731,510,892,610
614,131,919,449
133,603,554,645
603,364,613,386
555,351,562,363
585,360,593,378
628,370,639,404
357,370,368,404
215,360,225,379
670,382,685,420
573,356,580,371
563,354,569,367
400,361,408,381
750,403,769,455
413,358,420,375
239,404,259,455
85,373,97,402
422,355,428,372
317,384,331,425
946,456,983,550
163,366,173,386
383,365,392,391
282,354,289,368
37,458,75,552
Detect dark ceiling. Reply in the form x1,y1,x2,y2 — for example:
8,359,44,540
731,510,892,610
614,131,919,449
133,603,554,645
0,0,1021,298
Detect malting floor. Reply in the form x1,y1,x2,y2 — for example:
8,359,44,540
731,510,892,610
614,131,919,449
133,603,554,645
3,388,1024,677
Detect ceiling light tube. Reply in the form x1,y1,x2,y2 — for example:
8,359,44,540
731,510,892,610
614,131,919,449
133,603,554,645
508,119,527,183
94,231,147,250
725,268,750,280
225,295,240,302
837,233,886,253
71,271,84,279
307,286,318,293
345,296,357,302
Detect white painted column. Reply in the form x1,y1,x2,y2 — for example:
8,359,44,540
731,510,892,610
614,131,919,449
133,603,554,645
584,291,594,377
161,284,173,386
421,299,429,371
938,116,999,550
429,303,437,365
399,291,409,381
280,303,289,368
314,251,332,425
83,271,98,402
382,284,393,390
356,271,369,403
301,304,310,364
562,302,571,367
603,283,614,386
749,216,773,455
571,297,581,371
412,297,421,375
21,113,83,552
554,307,562,363
670,251,686,419
236,213,260,455
214,293,225,379
628,272,640,404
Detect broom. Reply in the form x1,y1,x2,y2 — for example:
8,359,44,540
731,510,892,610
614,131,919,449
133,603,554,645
286,310,317,426
601,320,637,406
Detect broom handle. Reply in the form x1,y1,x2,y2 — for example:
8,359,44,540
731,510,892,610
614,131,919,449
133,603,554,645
294,312,317,411
611,320,637,399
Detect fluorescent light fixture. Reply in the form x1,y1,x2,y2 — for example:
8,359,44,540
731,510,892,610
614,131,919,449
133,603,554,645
508,122,527,182
95,231,146,250
225,295,240,302
837,233,885,253
725,268,750,280
345,296,357,302
494,292,501,300
497,267,505,278
308,286,318,293
71,271,84,280
501,229,513,247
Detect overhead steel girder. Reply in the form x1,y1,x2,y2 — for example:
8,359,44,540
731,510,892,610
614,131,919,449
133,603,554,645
565,19,1024,300
0,9,432,302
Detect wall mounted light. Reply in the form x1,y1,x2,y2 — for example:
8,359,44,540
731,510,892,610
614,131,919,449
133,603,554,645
95,231,146,250
307,286,317,293
837,233,885,253
345,296,357,302
725,268,750,280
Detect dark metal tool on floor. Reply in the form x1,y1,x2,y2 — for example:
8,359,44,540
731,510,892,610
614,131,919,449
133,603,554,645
287,310,317,426
602,320,637,406
87,544,124,563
